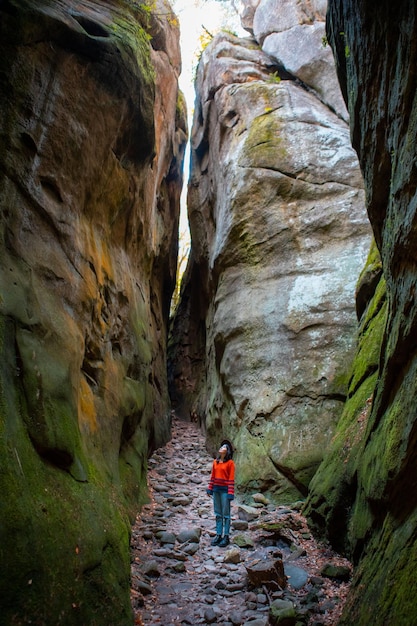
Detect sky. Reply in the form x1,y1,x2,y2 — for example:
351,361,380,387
171,0,246,256
175,0,245,117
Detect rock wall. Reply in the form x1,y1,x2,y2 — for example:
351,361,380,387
305,1,417,624
0,0,186,623
169,0,372,502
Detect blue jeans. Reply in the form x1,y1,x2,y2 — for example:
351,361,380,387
213,490,231,536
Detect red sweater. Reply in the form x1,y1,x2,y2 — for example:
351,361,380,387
207,459,235,499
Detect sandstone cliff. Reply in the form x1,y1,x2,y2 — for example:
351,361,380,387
304,1,417,623
168,1,372,502
0,0,186,623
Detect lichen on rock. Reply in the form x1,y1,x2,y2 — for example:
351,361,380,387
0,0,187,623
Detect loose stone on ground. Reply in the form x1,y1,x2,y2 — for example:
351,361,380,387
131,417,351,625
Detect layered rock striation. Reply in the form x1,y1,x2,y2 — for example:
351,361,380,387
0,0,186,623
169,0,371,502
304,1,417,623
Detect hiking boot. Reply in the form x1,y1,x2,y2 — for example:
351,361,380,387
211,534,222,546
219,535,229,547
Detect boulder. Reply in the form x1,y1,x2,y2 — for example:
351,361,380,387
245,553,287,590
177,527,202,543
141,560,162,578
240,0,347,120
238,504,261,521
224,547,242,563
251,0,325,43
269,599,297,626
252,493,270,506
233,534,256,548
320,563,351,582
262,22,348,120
284,563,309,589
156,531,177,545
169,29,371,502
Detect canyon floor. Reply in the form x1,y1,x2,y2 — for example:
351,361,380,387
130,417,351,626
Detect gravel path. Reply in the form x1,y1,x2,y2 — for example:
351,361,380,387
130,417,351,625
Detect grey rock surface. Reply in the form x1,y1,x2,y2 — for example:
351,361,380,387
169,24,371,501
243,0,348,119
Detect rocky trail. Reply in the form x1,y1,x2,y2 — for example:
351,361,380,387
130,417,351,626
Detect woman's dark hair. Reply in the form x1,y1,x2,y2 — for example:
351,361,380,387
216,439,234,462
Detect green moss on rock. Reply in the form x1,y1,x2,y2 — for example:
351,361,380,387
240,108,288,169
304,245,387,554
0,420,133,625
0,0,176,623
339,510,417,625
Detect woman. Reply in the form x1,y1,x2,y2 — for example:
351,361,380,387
206,439,235,547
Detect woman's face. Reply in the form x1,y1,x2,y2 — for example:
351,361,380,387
219,445,228,457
